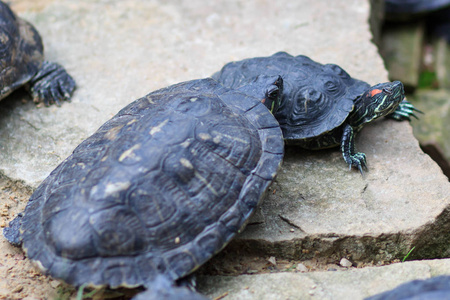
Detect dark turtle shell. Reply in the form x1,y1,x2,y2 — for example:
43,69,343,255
213,52,371,141
0,1,75,105
0,1,43,100
17,78,284,289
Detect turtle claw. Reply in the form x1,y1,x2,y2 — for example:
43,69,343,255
29,61,76,106
347,152,367,176
388,100,422,121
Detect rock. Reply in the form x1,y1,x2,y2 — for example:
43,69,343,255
380,21,424,88
268,257,277,266
340,258,353,268
434,37,450,89
198,259,450,299
224,119,449,263
409,89,450,178
0,0,448,299
296,263,309,273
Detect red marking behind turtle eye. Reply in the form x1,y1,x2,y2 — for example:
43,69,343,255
261,98,266,104
370,89,382,97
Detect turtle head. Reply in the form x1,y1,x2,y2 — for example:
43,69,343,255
237,75,283,113
349,81,405,128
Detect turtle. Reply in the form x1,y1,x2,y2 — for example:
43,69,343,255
3,76,284,299
365,275,450,300
213,52,420,174
0,1,75,106
385,0,450,15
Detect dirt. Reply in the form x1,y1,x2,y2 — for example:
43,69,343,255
0,176,67,299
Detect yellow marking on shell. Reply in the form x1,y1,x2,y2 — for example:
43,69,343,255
149,119,169,136
32,258,48,272
174,237,181,244
105,181,131,195
180,158,194,169
105,125,124,141
90,185,98,195
18,19,41,50
100,156,108,162
146,96,155,104
213,135,221,144
127,119,137,126
118,144,141,162
180,140,191,148
190,97,198,102
76,162,86,169
198,133,211,140
212,130,247,144
195,171,219,196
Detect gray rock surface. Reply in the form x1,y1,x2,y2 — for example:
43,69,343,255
1,0,386,188
0,0,448,299
410,89,450,178
380,22,424,88
198,259,450,299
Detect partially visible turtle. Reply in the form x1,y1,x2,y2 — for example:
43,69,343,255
385,0,450,15
213,52,420,174
0,1,75,106
365,275,450,300
3,76,284,299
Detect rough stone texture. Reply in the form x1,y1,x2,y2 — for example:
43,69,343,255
409,89,450,178
380,22,424,88
1,0,385,188
198,259,450,299
0,0,448,299
435,37,450,89
226,119,450,263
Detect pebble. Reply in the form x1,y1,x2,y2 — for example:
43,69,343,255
340,258,353,267
296,263,308,273
50,280,60,289
268,256,277,266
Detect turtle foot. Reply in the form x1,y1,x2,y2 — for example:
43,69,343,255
3,213,23,246
29,61,76,106
387,99,422,121
346,152,367,175
133,275,208,300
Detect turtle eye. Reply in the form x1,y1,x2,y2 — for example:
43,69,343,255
382,87,393,95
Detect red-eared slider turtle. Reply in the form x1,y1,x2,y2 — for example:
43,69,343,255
0,1,75,105
213,52,420,174
3,76,284,299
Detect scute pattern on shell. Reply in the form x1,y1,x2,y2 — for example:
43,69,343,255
0,1,43,100
19,78,284,288
213,52,371,140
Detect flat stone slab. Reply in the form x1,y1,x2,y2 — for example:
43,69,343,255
1,0,386,187
409,89,450,177
198,258,450,299
229,119,449,262
0,0,448,298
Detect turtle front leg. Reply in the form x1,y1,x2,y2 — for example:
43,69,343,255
387,99,422,121
28,61,76,106
341,124,367,175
